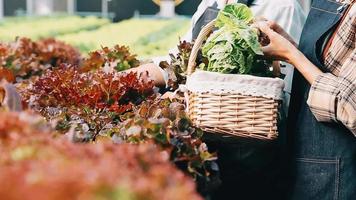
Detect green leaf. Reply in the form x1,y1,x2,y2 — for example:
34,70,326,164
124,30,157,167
216,3,253,28
202,3,268,75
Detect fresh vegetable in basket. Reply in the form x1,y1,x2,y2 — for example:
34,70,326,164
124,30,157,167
201,3,271,76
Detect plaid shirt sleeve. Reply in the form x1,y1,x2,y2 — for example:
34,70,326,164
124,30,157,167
307,11,356,136
307,50,356,135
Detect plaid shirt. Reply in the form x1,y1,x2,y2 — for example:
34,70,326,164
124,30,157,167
307,3,356,135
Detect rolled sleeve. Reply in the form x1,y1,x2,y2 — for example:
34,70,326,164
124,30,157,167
307,55,356,135
307,73,339,122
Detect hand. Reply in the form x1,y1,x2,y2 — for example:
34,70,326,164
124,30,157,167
254,18,297,47
124,63,166,87
256,21,323,84
255,21,298,63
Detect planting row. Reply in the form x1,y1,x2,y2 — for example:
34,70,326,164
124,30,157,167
0,15,109,41
0,37,218,199
0,16,190,57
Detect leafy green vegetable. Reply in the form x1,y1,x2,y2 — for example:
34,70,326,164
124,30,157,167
202,3,270,76
215,3,254,29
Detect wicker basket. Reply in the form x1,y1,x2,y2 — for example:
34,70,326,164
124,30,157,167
186,20,284,140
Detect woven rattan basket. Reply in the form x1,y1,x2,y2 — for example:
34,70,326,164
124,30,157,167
186,20,284,140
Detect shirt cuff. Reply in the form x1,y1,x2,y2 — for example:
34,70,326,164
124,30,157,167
307,73,339,122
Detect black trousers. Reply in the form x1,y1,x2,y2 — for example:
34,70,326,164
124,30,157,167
204,120,289,200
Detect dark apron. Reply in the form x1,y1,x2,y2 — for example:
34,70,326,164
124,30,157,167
194,1,286,200
288,0,356,199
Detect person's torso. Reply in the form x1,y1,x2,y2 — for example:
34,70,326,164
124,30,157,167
285,2,356,199
288,0,355,160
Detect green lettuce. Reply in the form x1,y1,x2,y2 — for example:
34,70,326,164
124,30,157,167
201,3,269,75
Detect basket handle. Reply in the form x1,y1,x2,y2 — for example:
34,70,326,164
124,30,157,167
187,20,216,75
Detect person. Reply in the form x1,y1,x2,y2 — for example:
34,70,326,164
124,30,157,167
128,0,307,199
131,0,306,113
256,0,355,199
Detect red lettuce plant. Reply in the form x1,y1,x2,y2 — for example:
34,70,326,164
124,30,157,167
26,65,154,112
0,37,81,82
36,38,81,66
20,64,155,141
0,111,202,200
159,40,195,90
80,45,140,73
109,98,220,195
19,65,219,194
14,39,220,195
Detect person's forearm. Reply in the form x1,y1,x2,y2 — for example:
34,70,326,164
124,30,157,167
126,63,166,87
288,49,323,84
255,21,322,84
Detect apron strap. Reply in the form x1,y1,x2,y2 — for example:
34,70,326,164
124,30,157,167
238,0,255,7
222,0,255,7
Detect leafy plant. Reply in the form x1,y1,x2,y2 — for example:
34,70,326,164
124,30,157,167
20,66,220,194
36,38,81,67
113,98,220,195
12,36,220,196
0,67,15,83
159,40,194,90
201,3,272,76
20,65,155,141
25,65,153,111
0,111,202,200
0,37,81,82
80,45,140,72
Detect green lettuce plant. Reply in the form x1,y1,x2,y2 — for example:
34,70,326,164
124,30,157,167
201,3,271,76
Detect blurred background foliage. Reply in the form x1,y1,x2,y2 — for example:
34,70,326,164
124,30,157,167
0,0,195,58
0,0,311,58
0,15,190,58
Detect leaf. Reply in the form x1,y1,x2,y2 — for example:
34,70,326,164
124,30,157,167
217,3,254,27
202,3,271,76
0,67,15,83
0,111,201,200
0,38,81,82
114,97,219,189
81,45,139,73
158,40,194,90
